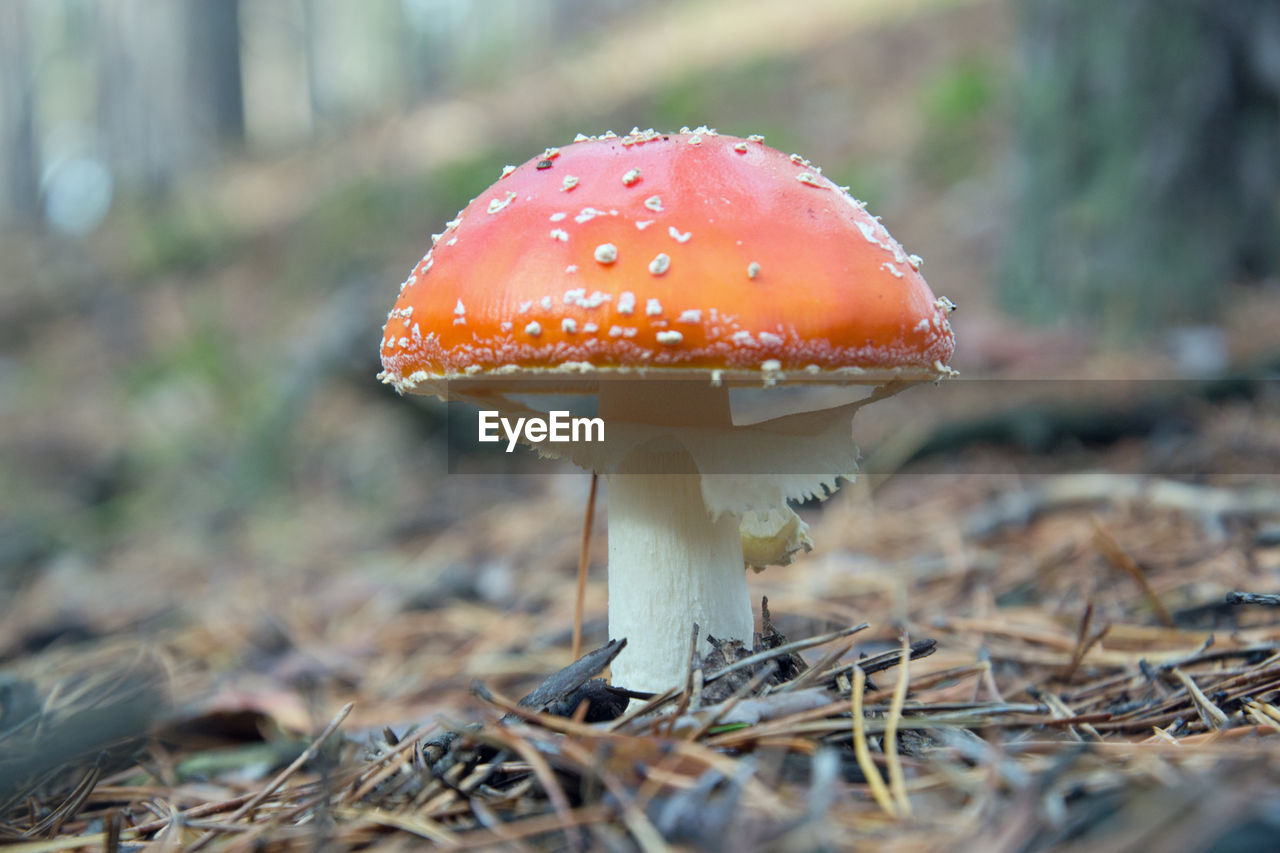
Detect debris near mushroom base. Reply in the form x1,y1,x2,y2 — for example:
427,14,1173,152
341,613,1280,851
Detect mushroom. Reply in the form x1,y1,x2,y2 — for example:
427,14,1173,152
378,128,955,694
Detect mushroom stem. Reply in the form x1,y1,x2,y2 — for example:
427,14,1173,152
600,382,754,693
605,449,752,693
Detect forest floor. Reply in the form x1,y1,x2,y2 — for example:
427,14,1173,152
2,390,1279,851
2,0,1279,849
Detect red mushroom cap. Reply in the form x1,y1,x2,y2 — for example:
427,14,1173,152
379,129,954,393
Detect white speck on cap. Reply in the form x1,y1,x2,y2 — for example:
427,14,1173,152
915,318,931,332
796,173,823,187
644,195,663,212
678,309,702,323
622,168,641,186
517,300,534,314
649,253,670,275
454,299,465,315
501,321,513,332
540,296,553,310
881,261,904,278
747,262,761,279
617,292,636,314
564,288,587,304
583,322,598,333
500,165,516,178
748,134,765,142
732,330,755,345
562,175,579,191
550,212,567,221
487,191,517,214
562,318,578,333
759,331,784,346
636,220,654,230
646,298,662,316
550,228,569,242
668,226,691,243
656,330,683,345
525,321,542,336
733,142,748,153
762,359,782,371
908,254,923,270
566,264,578,273
594,243,618,264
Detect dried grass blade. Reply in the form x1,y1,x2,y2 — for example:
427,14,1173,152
884,634,912,817
572,473,598,660
851,666,896,818
1091,517,1175,628
1171,668,1230,730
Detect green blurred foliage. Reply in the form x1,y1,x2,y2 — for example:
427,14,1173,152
122,202,238,279
915,55,999,186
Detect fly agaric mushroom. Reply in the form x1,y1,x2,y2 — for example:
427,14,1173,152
379,127,955,694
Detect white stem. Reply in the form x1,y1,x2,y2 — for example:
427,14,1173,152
605,445,754,694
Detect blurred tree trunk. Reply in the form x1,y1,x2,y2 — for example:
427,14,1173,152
98,1,189,199
0,0,40,224
186,0,245,146
1003,0,1280,337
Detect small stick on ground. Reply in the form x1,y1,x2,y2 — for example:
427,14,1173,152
1226,592,1280,607
1059,601,1111,684
572,473,599,661
1091,517,1175,628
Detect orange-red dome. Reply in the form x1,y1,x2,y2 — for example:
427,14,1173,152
379,129,954,392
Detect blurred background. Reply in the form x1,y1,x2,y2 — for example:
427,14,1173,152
1,0,1278,726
